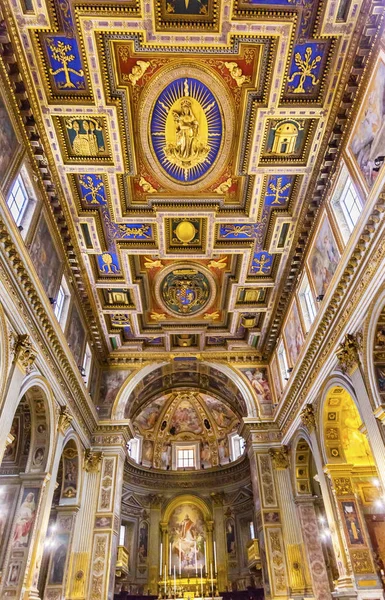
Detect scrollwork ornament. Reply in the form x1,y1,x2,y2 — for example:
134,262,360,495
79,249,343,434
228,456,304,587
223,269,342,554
58,406,73,434
269,446,289,469
300,404,316,433
332,477,353,496
84,449,103,472
336,333,362,373
11,333,37,371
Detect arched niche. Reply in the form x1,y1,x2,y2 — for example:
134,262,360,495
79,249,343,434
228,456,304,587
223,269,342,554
58,437,81,504
320,381,375,467
112,361,259,421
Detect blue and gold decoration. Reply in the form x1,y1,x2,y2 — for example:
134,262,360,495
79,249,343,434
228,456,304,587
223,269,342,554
264,175,293,207
97,252,122,275
261,118,314,164
218,223,261,239
65,117,106,157
160,268,212,316
166,217,206,253
46,36,86,91
79,175,107,205
250,251,273,275
150,78,222,184
287,44,322,94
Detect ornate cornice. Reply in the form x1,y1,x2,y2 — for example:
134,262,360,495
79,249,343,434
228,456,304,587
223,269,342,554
263,0,385,353
277,186,385,434
0,221,97,436
123,454,251,490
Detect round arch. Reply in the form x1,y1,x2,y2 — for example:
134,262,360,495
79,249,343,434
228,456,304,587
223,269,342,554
364,284,385,409
112,361,258,421
163,493,211,523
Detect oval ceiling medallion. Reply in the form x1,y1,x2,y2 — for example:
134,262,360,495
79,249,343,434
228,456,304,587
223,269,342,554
150,77,222,184
156,265,216,317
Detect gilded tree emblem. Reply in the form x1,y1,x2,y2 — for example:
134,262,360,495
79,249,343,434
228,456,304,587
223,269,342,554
266,177,291,204
287,47,321,93
79,175,105,204
251,253,271,274
47,39,84,89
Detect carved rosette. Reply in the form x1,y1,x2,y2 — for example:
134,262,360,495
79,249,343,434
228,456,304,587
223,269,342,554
336,333,362,374
58,406,73,434
11,333,37,371
84,449,103,472
269,446,289,469
300,405,316,433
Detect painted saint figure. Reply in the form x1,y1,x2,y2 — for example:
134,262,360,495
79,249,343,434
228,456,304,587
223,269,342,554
12,491,36,547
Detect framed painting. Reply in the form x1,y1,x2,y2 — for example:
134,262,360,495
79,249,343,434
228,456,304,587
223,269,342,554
0,86,23,192
66,303,86,367
29,212,63,300
283,297,305,367
340,500,365,546
307,212,340,298
348,50,385,192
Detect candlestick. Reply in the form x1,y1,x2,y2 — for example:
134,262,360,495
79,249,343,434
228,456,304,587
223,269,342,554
195,541,198,577
174,565,176,596
179,541,182,576
213,541,217,575
164,564,167,595
204,541,207,575
200,564,203,599
210,563,214,596
160,542,163,577
169,542,172,575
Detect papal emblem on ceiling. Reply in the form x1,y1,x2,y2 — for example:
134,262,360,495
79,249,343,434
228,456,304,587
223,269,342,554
157,266,215,317
150,77,222,183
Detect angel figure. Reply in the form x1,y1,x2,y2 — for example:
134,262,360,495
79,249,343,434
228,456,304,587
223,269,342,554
128,61,150,86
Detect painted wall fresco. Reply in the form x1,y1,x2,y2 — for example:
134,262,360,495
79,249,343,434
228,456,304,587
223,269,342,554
49,532,70,584
12,488,39,548
284,297,305,366
350,56,385,189
29,213,63,300
240,368,272,416
98,369,132,418
66,303,85,367
0,90,20,187
169,503,206,575
135,396,168,430
307,214,340,297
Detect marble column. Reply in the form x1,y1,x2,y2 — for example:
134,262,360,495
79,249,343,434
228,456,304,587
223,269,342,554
67,450,103,600
87,426,130,600
241,422,289,600
295,497,332,600
212,498,227,592
269,447,313,598
148,497,162,595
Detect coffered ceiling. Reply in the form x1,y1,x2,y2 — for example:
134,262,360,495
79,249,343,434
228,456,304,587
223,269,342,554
2,0,381,359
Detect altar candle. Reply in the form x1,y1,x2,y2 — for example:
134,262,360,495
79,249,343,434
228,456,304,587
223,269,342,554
164,564,167,594
200,564,203,599
160,542,163,577
169,542,172,575
179,541,182,575
204,541,207,574
174,565,176,596
210,563,214,596
213,541,217,575
195,541,198,576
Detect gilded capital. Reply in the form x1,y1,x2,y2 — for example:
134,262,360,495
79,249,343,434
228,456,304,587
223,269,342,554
58,406,73,434
336,333,361,373
269,446,289,469
84,449,103,472
300,404,316,433
12,334,37,371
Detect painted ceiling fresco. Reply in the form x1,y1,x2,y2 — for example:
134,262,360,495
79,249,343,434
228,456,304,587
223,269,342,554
8,0,370,357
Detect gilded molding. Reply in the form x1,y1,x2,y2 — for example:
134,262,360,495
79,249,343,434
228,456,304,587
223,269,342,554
269,445,289,469
300,404,316,433
11,333,37,371
84,449,104,472
335,333,362,374
58,406,73,434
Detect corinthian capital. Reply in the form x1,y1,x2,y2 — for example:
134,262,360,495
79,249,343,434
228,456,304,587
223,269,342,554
300,404,316,433
84,449,103,472
11,333,37,371
336,333,362,374
269,445,289,469
58,406,73,434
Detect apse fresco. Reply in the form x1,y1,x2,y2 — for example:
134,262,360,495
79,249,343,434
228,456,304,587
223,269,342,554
203,396,237,428
283,298,305,366
350,56,385,189
169,503,206,576
169,400,203,434
308,214,340,297
135,396,168,430
29,214,63,300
